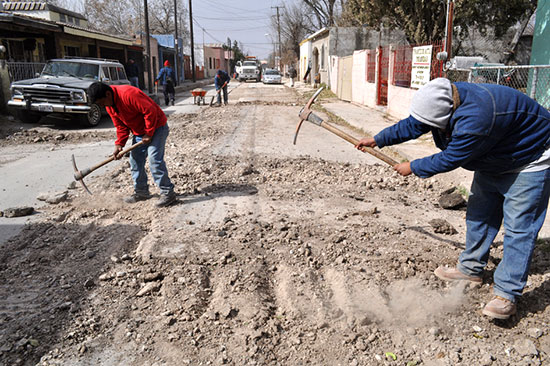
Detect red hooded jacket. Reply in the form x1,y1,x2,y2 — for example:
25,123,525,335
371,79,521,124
106,85,167,146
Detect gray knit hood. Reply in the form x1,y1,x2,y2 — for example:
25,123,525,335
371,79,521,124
410,78,453,130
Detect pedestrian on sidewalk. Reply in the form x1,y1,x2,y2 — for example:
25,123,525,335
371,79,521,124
356,78,550,320
303,60,312,83
125,58,140,88
156,60,176,106
289,65,297,87
215,69,230,106
88,82,177,207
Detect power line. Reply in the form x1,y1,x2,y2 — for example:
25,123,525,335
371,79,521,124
194,15,268,21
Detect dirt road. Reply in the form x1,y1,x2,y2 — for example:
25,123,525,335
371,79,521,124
0,82,549,366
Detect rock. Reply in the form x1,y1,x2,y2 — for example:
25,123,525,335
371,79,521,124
527,328,542,339
143,272,164,282
99,273,114,281
67,181,77,189
136,282,161,297
0,211,3,217
514,339,538,357
54,134,65,141
429,218,458,235
538,334,550,356
480,353,493,365
37,191,68,204
439,191,466,209
3,206,34,218
110,255,121,263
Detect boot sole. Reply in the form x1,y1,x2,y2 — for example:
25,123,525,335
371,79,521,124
434,267,482,283
482,308,515,320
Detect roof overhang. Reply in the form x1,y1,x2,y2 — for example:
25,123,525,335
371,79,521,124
63,25,133,46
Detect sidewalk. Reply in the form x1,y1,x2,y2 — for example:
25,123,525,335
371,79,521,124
291,81,550,238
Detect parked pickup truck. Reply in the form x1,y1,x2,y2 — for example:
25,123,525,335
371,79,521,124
7,57,130,127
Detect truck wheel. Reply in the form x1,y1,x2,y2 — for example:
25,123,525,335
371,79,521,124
13,110,43,124
77,103,102,127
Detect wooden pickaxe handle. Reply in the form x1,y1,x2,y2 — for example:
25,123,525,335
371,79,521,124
293,86,399,167
210,81,228,106
303,112,399,166
73,140,145,181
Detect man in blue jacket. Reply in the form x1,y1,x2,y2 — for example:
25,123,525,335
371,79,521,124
215,69,230,106
357,78,550,319
156,60,176,106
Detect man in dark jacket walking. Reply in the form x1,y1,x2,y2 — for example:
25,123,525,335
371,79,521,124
156,60,176,106
88,82,177,207
125,58,139,88
214,69,230,106
357,78,550,319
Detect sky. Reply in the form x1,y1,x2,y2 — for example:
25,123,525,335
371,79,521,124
191,0,292,59
63,0,297,60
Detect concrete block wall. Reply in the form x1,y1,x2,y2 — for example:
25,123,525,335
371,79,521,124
351,50,366,105
331,44,420,122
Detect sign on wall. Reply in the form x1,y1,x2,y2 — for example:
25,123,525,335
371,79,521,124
411,45,433,88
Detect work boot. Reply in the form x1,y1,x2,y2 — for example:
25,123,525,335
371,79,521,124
434,266,482,284
156,191,177,207
482,296,516,319
171,99,175,106
124,192,151,204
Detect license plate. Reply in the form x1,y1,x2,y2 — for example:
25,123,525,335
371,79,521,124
38,105,53,112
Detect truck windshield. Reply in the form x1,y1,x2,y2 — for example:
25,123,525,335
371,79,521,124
42,62,99,80
243,61,257,67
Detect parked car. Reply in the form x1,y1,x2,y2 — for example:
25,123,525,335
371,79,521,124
7,57,130,126
262,69,282,84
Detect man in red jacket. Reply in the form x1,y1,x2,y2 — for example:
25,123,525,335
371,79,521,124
88,82,176,207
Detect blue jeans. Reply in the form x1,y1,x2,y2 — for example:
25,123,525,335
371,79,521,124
458,169,550,302
129,124,174,195
129,76,139,88
217,85,228,104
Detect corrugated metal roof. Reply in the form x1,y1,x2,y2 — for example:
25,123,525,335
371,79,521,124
2,1,86,20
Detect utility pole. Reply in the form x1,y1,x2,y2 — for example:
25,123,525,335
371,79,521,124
444,0,454,58
271,6,283,71
144,0,153,93
188,0,196,82
174,0,179,85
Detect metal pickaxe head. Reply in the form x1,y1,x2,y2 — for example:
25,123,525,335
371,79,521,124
293,86,325,145
71,154,92,195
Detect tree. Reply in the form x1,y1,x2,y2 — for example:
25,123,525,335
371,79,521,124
81,0,189,44
341,0,536,45
301,0,344,28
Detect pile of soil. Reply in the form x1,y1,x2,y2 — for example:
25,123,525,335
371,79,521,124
0,107,549,366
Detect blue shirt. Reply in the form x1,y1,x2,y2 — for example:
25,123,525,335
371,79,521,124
375,82,550,178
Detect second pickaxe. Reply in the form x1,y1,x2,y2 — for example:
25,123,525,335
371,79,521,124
293,86,399,166
72,140,145,195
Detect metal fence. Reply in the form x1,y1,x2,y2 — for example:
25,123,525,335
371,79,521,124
467,65,550,109
392,41,445,88
6,62,45,82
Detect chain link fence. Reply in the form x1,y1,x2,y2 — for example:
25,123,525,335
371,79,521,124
467,65,550,109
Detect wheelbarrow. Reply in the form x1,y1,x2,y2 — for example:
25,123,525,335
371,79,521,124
191,88,207,105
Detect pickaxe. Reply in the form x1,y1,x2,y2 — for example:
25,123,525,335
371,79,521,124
72,141,145,195
210,81,228,106
293,86,399,167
